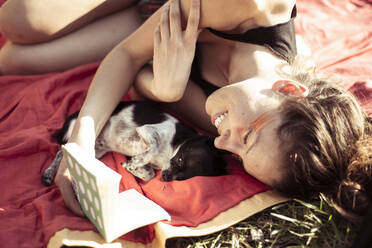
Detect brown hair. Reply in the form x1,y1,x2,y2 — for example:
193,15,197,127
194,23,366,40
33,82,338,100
273,62,372,221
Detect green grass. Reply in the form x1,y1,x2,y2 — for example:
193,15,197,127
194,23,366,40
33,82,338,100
166,195,359,248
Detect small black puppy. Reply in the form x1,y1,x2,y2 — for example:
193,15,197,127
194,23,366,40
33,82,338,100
42,101,226,185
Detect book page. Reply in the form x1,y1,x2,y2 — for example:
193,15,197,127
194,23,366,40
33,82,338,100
62,143,171,242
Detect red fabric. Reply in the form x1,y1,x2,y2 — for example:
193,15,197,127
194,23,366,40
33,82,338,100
103,154,265,227
295,0,372,90
0,62,267,246
1,0,372,247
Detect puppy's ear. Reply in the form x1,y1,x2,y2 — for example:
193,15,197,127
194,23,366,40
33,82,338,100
216,149,232,156
203,136,232,156
213,157,228,176
203,136,215,147
212,143,232,156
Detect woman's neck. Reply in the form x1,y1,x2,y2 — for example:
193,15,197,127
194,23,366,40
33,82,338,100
228,43,290,84
197,40,290,87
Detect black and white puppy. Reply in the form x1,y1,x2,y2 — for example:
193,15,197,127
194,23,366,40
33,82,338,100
42,101,226,185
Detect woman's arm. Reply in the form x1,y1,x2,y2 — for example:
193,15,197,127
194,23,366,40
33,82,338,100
68,0,266,143
133,0,256,102
54,2,166,215
134,0,295,102
56,0,294,215
135,0,201,102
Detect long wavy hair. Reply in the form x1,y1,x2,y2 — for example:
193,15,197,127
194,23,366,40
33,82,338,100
273,58,372,221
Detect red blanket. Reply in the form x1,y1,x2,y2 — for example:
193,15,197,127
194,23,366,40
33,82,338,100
0,0,372,247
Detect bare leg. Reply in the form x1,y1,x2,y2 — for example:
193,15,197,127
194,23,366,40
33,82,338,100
0,0,138,44
0,5,143,75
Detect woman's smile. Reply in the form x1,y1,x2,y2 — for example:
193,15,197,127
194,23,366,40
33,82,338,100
205,78,288,186
213,111,228,129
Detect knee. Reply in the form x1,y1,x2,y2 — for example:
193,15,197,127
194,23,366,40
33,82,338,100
0,1,51,44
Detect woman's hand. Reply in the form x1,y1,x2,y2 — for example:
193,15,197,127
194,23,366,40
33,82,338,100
54,116,96,217
55,156,85,216
151,0,201,102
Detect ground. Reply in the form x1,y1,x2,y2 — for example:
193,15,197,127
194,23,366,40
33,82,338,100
166,195,358,248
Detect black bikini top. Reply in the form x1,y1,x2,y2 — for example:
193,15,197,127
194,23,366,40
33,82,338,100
207,6,297,62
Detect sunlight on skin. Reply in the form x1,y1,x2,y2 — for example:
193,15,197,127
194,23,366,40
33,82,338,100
251,111,273,134
73,116,96,156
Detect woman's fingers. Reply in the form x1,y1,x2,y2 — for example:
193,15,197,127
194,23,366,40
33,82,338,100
58,176,85,217
154,24,161,48
160,0,200,43
151,0,200,102
55,158,85,217
160,3,170,40
185,0,200,40
169,0,182,38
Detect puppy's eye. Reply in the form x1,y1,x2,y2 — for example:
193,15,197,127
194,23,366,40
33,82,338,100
177,157,184,168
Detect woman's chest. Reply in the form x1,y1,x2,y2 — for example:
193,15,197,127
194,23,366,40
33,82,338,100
196,33,264,87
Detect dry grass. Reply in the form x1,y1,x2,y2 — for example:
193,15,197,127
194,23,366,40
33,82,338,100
166,195,359,248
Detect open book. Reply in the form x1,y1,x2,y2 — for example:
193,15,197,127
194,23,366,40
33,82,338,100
62,143,171,242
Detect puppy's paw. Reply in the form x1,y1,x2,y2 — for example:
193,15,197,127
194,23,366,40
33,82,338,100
121,161,133,170
42,150,64,186
42,168,55,186
121,162,155,181
138,166,156,181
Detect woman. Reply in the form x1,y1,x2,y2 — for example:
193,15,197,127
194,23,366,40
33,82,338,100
1,0,371,222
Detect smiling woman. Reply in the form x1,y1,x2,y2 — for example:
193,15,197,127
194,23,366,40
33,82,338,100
205,77,287,185
204,68,315,185
1,0,371,225
37,0,300,217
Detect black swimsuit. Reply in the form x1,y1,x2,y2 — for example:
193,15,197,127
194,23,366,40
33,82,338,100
191,6,298,96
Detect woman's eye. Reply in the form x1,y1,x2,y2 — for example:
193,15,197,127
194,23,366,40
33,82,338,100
243,127,253,144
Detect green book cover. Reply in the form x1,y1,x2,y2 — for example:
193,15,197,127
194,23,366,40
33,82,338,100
62,143,171,242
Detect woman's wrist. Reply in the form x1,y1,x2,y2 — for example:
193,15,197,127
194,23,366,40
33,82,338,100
68,116,97,156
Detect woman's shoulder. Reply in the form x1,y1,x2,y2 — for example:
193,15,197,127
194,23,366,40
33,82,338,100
192,0,295,33
253,0,296,27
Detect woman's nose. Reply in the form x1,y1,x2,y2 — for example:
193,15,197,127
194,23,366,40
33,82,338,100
214,129,242,154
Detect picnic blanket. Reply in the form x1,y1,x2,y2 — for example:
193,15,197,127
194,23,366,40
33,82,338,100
0,0,371,247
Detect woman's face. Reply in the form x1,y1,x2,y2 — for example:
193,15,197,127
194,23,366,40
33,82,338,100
205,78,285,186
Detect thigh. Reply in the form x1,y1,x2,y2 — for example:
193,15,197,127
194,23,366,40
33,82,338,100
0,6,143,75
0,0,138,44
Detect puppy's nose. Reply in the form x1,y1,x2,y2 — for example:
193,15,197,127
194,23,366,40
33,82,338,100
161,170,171,181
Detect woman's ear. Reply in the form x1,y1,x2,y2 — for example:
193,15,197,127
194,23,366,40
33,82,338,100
272,79,309,98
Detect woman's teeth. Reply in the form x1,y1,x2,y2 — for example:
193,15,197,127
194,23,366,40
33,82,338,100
214,112,227,128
